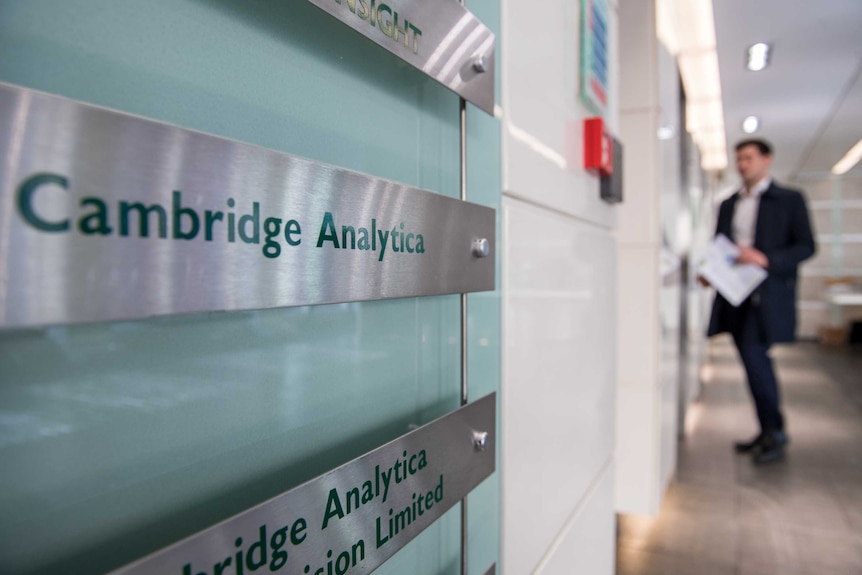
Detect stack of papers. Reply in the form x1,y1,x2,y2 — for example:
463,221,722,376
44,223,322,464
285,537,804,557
697,234,767,307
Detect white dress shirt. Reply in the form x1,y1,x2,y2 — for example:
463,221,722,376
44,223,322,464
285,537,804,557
732,177,770,247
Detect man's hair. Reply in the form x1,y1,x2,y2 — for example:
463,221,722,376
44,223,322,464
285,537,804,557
735,138,773,156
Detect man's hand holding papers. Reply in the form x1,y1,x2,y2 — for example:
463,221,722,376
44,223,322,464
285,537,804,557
697,234,768,307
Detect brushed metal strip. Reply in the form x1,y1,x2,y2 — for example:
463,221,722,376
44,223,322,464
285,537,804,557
303,0,495,114
0,83,495,328
458,43,470,575
110,393,496,575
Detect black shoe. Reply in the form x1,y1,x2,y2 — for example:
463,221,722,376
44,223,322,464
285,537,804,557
753,443,785,465
770,430,788,448
734,433,765,453
735,430,788,454
752,430,788,465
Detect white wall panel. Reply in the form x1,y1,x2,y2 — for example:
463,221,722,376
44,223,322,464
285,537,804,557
616,245,660,515
502,0,617,229
504,133,611,228
500,0,620,572
657,41,682,499
617,110,660,245
502,197,616,574
535,464,616,575
616,246,659,388
660,329,680,489
614,0,681,516
617,0,656,111
615,383,659,513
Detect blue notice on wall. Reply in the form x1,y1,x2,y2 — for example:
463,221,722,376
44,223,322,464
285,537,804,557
580,0,609,116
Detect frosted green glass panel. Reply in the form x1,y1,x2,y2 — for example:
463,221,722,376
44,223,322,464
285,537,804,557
0,0,460,193
0,0,501,574
0,300,463,574
464,0,501,570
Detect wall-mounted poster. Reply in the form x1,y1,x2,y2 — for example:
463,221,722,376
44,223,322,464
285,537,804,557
580,0,609,117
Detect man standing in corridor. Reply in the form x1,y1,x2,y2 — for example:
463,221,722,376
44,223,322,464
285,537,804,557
707,139,816,464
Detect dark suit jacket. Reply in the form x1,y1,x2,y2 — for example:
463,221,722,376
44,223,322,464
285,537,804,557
707,181,816,344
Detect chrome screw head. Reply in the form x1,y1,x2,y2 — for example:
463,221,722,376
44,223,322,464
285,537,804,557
473,431,489,451
472,238,490,258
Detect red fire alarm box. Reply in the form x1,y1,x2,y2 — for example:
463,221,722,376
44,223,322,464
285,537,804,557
584,117,613,176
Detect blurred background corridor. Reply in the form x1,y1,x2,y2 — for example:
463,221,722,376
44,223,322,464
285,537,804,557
617,338,862,574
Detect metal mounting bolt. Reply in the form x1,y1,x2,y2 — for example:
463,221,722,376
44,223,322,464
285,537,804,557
473,431,489,451
472,238,490,258
472,55,487,73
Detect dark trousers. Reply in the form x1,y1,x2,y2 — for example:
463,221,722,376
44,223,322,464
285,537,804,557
730,300,785,433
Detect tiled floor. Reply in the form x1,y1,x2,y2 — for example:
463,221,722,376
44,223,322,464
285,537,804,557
616,337,862,575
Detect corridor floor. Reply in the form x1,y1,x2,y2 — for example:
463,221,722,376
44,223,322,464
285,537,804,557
616,338,862,575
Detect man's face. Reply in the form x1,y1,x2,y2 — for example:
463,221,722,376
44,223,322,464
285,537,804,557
736,144,772,186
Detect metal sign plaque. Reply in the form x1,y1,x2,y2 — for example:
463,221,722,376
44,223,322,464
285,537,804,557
0,83,495,329
303,0,495,114
110,393,496,575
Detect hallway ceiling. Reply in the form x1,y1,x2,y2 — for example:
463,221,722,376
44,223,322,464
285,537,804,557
712,0,862,182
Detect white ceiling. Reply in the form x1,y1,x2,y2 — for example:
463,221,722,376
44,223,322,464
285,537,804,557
713,0,862,182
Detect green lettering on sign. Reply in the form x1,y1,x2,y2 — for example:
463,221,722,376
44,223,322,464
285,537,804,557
333,0,422,53
14,175,427,262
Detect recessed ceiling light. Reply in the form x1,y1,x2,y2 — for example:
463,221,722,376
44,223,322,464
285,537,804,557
832,138,862,175
742,116,760,133
747,42,770,71
657,125,675,140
